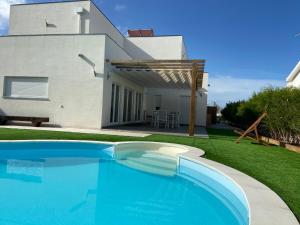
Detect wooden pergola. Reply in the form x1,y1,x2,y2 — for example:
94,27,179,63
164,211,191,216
110,59,206,136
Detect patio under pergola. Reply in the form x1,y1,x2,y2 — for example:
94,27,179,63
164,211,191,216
109,59,206,136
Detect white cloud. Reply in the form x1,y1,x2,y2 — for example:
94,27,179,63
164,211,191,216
0,0,26,31
114,3,127,12
208,75,285,107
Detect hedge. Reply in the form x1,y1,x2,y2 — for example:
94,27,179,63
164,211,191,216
222,87,300,145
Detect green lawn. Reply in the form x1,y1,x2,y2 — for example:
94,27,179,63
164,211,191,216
0,127,299,221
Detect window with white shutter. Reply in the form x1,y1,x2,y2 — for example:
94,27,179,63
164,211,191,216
4,77,49,99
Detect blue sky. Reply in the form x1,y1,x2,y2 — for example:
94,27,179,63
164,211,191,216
1,0,299,106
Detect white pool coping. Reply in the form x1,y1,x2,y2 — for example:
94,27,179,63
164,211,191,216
0,140,298,225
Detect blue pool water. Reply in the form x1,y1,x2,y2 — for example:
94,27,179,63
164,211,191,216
0,142,248,225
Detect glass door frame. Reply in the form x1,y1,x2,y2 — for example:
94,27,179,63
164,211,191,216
110,83,120,125
123,87,134,123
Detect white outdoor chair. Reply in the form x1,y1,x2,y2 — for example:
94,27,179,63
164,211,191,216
152,110,168,128
168,112,180,129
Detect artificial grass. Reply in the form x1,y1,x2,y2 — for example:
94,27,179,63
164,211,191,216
0,127,299,221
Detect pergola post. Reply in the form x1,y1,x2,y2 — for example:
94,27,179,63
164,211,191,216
188,64,198,136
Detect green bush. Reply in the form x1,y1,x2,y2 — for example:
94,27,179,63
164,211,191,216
221,101,243,125
221,100,258,128
222,87,300,145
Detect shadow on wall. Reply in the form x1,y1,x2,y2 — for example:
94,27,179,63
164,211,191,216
8,122,63,128
0,109,6,125
0,108,6,116
80,9,89,34
124,39,155,60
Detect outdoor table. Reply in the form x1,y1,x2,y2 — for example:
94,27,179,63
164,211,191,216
152,111,179,129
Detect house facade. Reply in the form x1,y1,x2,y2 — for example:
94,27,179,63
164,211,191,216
0,0,208,129
287,61,300,88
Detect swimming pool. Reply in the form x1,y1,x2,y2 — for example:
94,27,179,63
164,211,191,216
0,141,249,225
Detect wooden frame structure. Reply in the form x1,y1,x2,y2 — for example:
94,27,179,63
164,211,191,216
110,59,206,136
235,112,267,144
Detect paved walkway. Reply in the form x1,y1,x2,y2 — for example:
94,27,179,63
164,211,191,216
103,125,208,138
0,125,151,137
0,124,209,138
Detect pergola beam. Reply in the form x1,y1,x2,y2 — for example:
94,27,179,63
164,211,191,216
112,62,205,65
117,68,204,73
111,60,205,72
114,66,204,70
111,59,205,64
112,63,204,66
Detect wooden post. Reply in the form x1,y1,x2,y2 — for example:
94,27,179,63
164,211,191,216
188,64,198,136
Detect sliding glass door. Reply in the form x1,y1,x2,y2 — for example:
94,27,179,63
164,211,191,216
135,92,143,121
123,88,133,123
110,83,120,124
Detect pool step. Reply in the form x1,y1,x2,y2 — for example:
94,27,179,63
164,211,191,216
117,152,177,177
141,152,176,162
128,156,176,170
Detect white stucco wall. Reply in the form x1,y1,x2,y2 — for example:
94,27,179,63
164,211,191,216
0,34,106,129
9,1,90,35
125,36,185,59
287,72,300,88
286,61,300,88
8,1,125,48
181,41,188,59
202,73,209,91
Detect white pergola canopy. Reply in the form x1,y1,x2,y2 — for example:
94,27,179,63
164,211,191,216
111,60,205,89
110,59,206,136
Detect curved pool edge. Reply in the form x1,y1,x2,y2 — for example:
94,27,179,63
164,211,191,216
0,140,298,225
113,141,299,225
179,153,299,225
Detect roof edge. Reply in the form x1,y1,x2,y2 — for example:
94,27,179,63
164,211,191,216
10,0,125,40
126,35,183,38
11,0,90,7
286,61,300,82
0,33,107,37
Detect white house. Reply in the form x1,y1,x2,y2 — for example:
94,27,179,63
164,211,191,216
286,61,300,88
0,0,208,134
